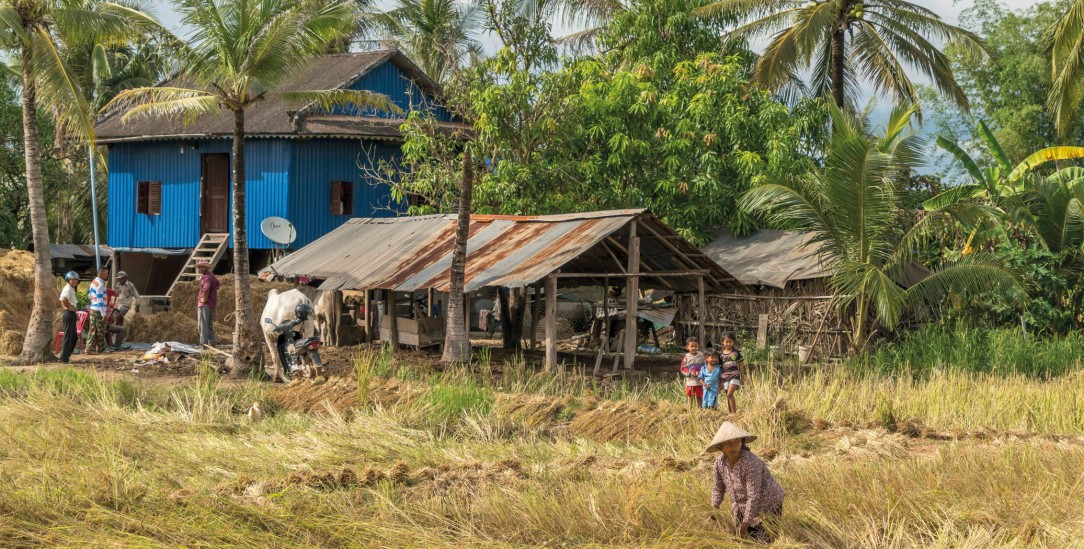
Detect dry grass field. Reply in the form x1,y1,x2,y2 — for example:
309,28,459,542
0,347,1082,548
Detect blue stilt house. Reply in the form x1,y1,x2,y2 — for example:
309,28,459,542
94,50,457,295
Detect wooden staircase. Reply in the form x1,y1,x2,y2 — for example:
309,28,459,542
167,233,229,296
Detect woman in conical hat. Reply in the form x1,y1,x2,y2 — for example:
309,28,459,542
707,422,785,542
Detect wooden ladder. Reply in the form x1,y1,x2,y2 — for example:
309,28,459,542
167,233,229,296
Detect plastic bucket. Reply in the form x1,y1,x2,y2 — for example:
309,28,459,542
798,344,813,364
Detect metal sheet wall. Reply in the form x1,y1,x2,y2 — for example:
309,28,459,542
287,138,402,248
338,62,453,121
106,139,290,249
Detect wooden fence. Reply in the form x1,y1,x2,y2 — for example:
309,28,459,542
675,292,850,358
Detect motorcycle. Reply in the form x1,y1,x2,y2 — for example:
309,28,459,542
264,304,326,381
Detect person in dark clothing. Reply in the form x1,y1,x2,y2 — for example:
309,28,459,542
59,271,80,363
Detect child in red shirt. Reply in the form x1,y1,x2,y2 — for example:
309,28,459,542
680,337,705,406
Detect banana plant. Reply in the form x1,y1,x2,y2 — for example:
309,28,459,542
923,120,1084,255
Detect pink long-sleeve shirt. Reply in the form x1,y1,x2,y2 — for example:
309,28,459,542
711,449,785,527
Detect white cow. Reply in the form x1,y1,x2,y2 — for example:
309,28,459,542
260,288,316,381
314,290,342,347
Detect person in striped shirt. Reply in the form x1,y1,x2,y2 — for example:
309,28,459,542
84,267,109,353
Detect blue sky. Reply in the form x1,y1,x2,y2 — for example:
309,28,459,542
147,0,1036,135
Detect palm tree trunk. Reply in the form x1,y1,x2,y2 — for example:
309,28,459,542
228,108,262,375
830,27,846,108
18,42,57,364
441,149,472,363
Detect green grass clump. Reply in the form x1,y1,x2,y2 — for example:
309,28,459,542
852,325,1084,377
424,381,493,429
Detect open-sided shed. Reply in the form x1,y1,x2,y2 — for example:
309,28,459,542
263,209,742,369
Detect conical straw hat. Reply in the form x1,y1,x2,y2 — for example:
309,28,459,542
705,422,757,453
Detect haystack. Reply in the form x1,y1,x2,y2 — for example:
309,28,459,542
0,248,37,356
127,275,294,344
170,275,293,324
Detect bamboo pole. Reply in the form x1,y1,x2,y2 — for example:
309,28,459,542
545,275,557,372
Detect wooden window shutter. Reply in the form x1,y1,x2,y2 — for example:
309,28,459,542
137,181,149,214
342,181,354,216
330,181,342,216
149,181,162,215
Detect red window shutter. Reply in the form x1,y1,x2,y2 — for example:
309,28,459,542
149,181,162,215
330,181,342,215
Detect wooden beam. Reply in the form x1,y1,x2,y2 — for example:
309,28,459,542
698,275,706,345
545,274,557,372
593,277,609,377
624,222,640,370
552,269,708,279
600,240,627,273
427,288,433,317
638,220,701,271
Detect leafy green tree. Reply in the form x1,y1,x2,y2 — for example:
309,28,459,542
922,1,1080,170
106,0,396,376
741,103,1019,350
697,0,985,111
551,0,826,243
0,0,156,362
1048,0,1084,135
460,0,827,244
374,0,482,84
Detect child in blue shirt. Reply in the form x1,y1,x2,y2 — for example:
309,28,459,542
698,351,723,409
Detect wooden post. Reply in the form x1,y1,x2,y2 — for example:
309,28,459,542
427,288,433,317
545,274,558,372
530,284,542,350
363,290,372,342
624,222,640,370
611,329,625,374
698,275,707,346
593,277,610,377
757,313,769,349
385,290,398,349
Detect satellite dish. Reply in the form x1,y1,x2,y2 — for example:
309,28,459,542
261,216,297,245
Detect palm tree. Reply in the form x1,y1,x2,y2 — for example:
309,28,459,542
106,0,397,375
0,0,156,363
741,103,1019,349
1048,0,1084,136
50,36,171,245
696,0,986,111
441,148,472,363
374,0,482,84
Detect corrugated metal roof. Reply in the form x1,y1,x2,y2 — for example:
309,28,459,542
49,244,113,260
702,229,831,288
94,51,459,143
263,210,741,292
703,228,930,289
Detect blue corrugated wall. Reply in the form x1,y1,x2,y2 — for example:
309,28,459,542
288,139,402,248
107,139,291,249
340,62,453,121
106,58,445,251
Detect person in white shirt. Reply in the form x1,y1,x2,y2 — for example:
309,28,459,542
113,271,139,317
58,271,80,363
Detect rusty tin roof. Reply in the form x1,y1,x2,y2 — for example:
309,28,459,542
262,210,741,292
